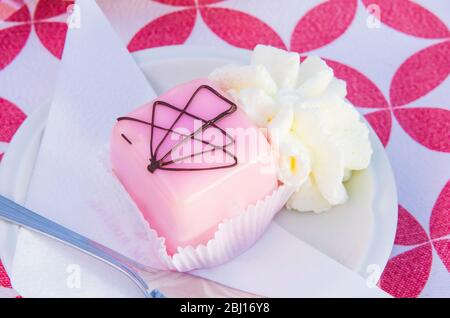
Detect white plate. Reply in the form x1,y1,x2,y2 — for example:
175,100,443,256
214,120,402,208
0,45,397,293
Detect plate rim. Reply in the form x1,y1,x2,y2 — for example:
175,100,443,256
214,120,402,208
0,44,397,282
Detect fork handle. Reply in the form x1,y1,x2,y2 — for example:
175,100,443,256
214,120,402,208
0,194,163,298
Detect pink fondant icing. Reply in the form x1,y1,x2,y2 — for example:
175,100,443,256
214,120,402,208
111,79,278,254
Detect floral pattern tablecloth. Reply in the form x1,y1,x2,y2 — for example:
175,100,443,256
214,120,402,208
0,0,449,298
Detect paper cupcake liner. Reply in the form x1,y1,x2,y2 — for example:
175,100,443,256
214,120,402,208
98,146,295,272
166,183,294,271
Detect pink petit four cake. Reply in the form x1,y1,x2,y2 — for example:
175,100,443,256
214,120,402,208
110,79,278,255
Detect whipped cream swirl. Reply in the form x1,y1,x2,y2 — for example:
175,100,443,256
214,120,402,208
209,45,372,213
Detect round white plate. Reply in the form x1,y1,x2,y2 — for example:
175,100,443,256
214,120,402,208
0,45,397,291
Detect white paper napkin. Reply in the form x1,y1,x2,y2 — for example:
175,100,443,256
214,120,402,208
10,0,160,297
7,0,389,298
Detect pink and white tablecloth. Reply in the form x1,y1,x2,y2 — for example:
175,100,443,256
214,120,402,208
0,0,449,298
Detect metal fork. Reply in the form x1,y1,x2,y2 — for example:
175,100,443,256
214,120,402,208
0,194,165,298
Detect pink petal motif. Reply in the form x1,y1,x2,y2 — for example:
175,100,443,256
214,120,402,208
34,0,74,20
34,22,68,59
5,4,30,22
0,97,26,143
325,59,389,109
0,24,31,70
362,0,450,39
395,205,429,246
290,0,357,53
153,0,195,6
200,7,286,50
128,9,197,52
0,260,12,288
390,41,450,107
394,108,450,153
379,243,432,298
364,110,391,147
0,1,23,21
430,180,450,239
433,239,450,272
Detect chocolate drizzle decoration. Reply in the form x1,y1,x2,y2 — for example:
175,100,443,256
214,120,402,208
117,85,239,173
